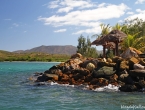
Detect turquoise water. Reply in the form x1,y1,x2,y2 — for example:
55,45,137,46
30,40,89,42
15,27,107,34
0,62,145,110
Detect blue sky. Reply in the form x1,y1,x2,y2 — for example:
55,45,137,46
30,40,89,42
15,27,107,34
0,0,145,51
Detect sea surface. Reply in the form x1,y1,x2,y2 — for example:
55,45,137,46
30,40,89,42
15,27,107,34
0,62,145,110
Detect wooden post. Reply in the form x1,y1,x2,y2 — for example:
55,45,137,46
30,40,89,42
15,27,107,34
115,41,118,56
103,45,106,58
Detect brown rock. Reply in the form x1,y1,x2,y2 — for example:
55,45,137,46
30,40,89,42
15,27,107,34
45,74,59,81
86,63,95,71
90,78,98,85
120,47,142,59
120,60,129,71
61,74,69,82
71,53,82,59
129,57,140,64
107,58,112,63
129,57,140,70
97,78,108,87
112,56,123,63
110,74,118,81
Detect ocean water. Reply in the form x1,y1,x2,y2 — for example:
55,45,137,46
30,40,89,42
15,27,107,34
0,62,145,110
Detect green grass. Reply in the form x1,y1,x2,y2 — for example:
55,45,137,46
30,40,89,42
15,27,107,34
0,51,70,62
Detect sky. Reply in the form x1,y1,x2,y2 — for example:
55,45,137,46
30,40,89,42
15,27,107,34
0,0,145,52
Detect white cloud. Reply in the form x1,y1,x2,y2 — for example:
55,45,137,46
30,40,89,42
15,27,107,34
97,3,106,8
39,1,129,34
49,0,59,8
73,27,101,34
136,9,142,12
125,9,145,20
57,7,73,13
135,0,145,4
54,29,67,33
48,0,95,13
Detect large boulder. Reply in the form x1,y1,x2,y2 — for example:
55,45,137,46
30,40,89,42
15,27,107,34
92,66,115,78
86,63,95,71
120,47,142,59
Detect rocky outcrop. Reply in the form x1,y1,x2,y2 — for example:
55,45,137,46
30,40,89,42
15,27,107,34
29,52,145,92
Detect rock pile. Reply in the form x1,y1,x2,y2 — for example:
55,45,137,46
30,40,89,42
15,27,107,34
29,50,145,92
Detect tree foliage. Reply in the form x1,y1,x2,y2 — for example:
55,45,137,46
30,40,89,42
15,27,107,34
120,18,145,52
77,35,98,58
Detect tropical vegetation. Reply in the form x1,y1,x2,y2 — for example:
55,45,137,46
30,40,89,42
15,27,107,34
77,35,98,58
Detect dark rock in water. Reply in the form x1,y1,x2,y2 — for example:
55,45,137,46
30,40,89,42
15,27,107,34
92,66,115,78
36,74,58,82
129,69,145,77
119,84,137,92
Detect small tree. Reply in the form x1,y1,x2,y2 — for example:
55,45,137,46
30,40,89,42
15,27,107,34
77,35,98,58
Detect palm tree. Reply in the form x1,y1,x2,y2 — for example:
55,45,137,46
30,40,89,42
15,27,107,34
112,23,126,31
121,32,145,52
91,23,111,39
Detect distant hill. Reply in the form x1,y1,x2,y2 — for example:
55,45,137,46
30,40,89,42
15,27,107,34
14,45,77,55
13,45,103,55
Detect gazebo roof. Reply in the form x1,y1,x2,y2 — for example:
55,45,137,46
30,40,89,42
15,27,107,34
102,30,127,42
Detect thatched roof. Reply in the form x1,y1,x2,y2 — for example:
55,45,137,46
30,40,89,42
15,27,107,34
91,36,115,48
102,30,127,43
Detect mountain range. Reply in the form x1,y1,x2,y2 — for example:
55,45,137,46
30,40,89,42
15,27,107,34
13,45,78,55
